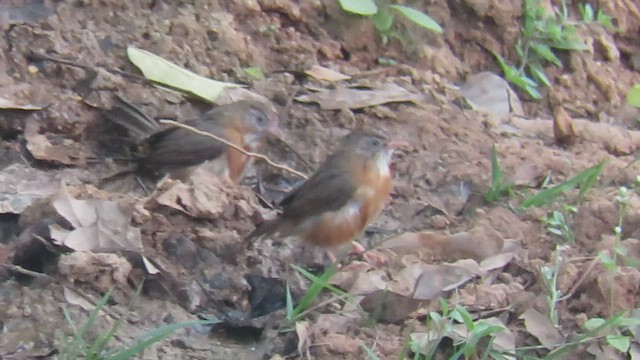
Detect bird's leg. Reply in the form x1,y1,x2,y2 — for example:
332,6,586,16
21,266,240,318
325,243,367,265
325,250,339,264
349,241,387,266
350,241,367,255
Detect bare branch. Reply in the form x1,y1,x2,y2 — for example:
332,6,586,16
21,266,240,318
158,119,309,179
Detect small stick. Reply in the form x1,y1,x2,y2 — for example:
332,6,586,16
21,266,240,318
158,119,309,179
3,264,52,279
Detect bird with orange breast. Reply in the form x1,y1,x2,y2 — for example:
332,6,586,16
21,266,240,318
104,96,283,183
246,130,406,263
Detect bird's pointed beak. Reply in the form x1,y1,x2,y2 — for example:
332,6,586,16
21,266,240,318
268,124,286,140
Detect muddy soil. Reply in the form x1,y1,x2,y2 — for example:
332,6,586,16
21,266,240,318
1,0,640,359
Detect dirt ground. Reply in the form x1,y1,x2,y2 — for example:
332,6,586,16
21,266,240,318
1,0,640,359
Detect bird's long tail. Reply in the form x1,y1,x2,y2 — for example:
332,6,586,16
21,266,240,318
103,95,161,143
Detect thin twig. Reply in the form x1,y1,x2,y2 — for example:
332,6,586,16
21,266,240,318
3,264,52,279
158,119,309,179
559,257,599,302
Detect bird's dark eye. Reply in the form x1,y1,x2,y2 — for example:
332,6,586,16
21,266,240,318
370,138,381,147
249,108,267,124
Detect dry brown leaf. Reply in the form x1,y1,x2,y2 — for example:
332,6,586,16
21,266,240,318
478,239,520,272
50,183,142,253
62,286,96,311
149,170,230,218
24,120,86,166
295,83,423,110
520,308,564,349
304,65,351,82
552,105,577,147
459,71,523,125
360,290,422,323
411,264,475,299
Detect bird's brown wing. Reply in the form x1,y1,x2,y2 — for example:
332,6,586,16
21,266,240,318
143,123,229,168
279,160,357,221
245,162,357,243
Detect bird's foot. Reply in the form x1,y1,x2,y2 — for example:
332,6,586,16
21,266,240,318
348,242,387,267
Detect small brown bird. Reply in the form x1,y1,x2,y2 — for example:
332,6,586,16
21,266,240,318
104,97,283,183
247,130,405,262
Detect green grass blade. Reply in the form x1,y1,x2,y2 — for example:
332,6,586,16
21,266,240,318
107,319,218,360
285,282,295,321
361,342,382,360
519,161,605,209
530,42,562,66
89,282,145,356
290,263,341,320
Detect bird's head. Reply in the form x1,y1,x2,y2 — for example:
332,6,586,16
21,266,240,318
225,100,284,148
339,130,408,177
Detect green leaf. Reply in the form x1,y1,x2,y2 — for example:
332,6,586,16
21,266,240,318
627,84,640,108
377,57,397,66
528,64,551,87
372,9,394,32
580,4,594,22
456,306,475,330
597,11,615,30
530,42,562,66
243,67,265,80
551,38,590,51
606,335,630,353
493,52,542,99
127,47,239,102
584,317,605,330
339,0,377,16
389,5,443,33
548,228,563,235
598,251,616,270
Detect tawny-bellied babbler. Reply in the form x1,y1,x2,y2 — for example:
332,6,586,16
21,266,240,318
247,130,406,262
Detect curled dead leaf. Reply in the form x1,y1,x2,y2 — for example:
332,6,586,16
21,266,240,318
520,308,564,349
50,183,141,252
148,169,232,219
24,120,86,166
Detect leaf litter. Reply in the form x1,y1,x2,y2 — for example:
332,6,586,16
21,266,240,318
2,0,640,358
